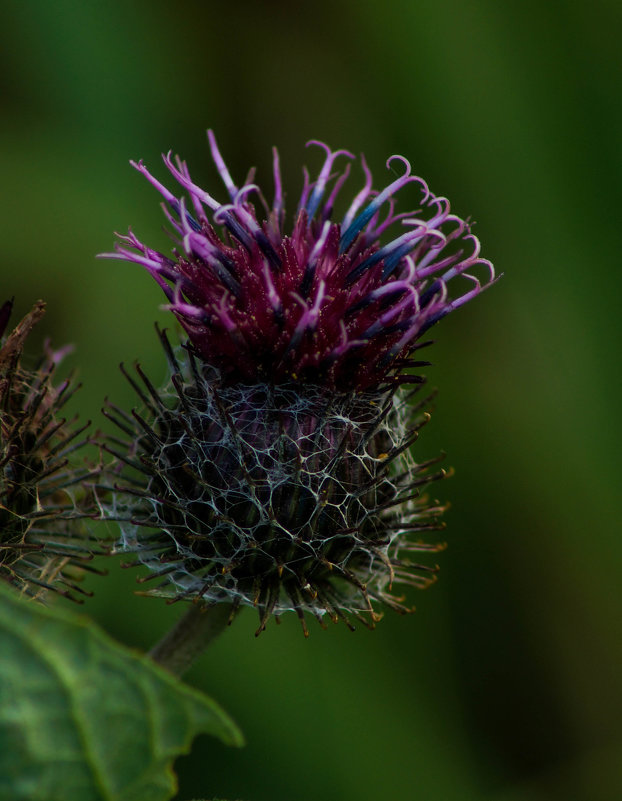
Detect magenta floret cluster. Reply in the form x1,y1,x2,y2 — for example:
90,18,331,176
103,132,495,391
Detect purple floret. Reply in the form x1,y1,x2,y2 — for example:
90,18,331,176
102,131,495,391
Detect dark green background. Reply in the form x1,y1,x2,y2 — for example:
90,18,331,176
2,1,621,800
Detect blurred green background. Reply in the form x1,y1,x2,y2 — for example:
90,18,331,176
2,1,621,799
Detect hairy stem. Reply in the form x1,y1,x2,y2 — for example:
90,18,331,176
149,602,235,676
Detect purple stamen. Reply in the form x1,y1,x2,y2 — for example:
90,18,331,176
342,154,374,231
304,141,354,221
207,129,238,202
300,220,331,296
261,262,283,317
272,146,284,229
340,156,427,252
162,152,221,212
297,167,312,215
346,222,431,284
321,163,351,223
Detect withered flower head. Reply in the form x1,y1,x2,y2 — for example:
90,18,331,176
0,300,101,602
100,133,495,634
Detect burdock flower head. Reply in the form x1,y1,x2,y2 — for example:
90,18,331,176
101,132,495,634
0,300,101,601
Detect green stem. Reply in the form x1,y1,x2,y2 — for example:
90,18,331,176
149,602,235,676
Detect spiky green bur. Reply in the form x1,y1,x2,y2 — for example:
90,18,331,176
103,329,447,635
0,300,101,601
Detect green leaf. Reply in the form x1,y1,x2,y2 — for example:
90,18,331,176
0,583,243,801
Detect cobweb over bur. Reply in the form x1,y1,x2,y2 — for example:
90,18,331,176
101,131,495,391
99,132,496,634
102,330,448,635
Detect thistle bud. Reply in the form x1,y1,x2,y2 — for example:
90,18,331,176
100,133,495,633
0,300,101,601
